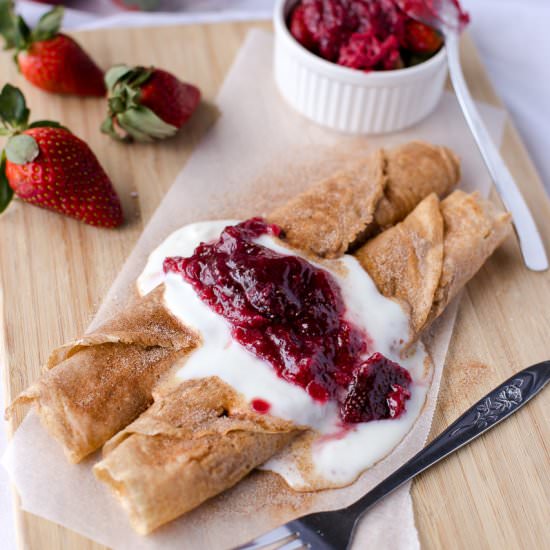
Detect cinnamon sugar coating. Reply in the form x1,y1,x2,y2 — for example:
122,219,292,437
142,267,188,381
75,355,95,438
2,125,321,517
8,287,197,463
269,141,460,258
95,377,298,534
355,190,511,339
428,190,512,325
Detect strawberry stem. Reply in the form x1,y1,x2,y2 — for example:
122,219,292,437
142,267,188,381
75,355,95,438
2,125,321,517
102,65,178,142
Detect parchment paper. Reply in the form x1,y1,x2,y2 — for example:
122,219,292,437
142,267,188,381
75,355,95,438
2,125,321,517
2,30,507,550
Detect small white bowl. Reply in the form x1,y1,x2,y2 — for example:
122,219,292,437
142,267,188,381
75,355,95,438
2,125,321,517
273,0,448,134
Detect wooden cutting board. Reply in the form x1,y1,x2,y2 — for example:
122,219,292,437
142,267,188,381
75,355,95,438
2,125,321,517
1,21,549,550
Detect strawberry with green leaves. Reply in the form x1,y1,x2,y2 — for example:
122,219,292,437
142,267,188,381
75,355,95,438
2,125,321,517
101,65,201,142
0,3,106,96
0,84,123,228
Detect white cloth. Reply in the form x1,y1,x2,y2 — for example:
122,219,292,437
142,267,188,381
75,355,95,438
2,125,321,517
1,1,549,548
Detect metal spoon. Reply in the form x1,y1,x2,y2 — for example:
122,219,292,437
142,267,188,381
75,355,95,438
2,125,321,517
397,0,548,272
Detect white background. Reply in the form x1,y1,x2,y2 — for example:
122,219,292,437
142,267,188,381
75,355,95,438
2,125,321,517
1,1,549,549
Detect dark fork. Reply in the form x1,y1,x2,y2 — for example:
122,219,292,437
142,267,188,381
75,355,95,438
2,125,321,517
235,361,550,549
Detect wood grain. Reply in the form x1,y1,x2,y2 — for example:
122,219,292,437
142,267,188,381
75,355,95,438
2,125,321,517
0,22,548,550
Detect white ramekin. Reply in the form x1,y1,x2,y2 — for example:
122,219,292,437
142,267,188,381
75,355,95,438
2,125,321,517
273,0,448,134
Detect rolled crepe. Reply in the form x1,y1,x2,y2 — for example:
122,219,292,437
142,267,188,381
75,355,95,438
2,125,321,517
94,378,298,535
8,141,458,462
93,191,511,534
268,141,460,258
354,190,512,337
7,287,198,463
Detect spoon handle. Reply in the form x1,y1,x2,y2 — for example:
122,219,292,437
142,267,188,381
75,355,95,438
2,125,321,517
445,32,548,272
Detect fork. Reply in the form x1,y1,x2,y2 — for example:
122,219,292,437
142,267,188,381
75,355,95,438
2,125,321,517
235,361,550,549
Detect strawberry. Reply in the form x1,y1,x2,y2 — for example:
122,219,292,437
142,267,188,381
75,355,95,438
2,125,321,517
0,84,123,227
404,19,443,55
0,4,105,96
101,65,201,142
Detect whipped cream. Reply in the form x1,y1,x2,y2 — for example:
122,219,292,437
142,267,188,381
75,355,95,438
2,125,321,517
138,220,430,490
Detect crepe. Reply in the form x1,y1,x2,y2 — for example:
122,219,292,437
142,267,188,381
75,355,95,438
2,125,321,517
7,141,458,463
355,190,512,337
94,377,299,535
92,190,511,534
7,287,198,463
268,141,460,258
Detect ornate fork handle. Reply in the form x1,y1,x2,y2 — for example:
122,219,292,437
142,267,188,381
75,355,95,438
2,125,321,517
345,361,550,533
236,362,549,550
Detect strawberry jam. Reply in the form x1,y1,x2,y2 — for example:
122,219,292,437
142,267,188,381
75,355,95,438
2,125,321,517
340,352,411,423
251,398,272,414
164,218,411,423
288,0,452,71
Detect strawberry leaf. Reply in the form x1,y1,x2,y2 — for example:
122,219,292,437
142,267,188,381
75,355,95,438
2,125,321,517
105,65,152,94
0,151,13,214
128,67,153,88
0,0,16,49
0,83,29,129
13,15,30,50
105,65,152,113
116,106,178,142
100,116,129,142
31,6,63,42
5,133,39,164
115,112,153,142
108,96,126,115
104,64,134,91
